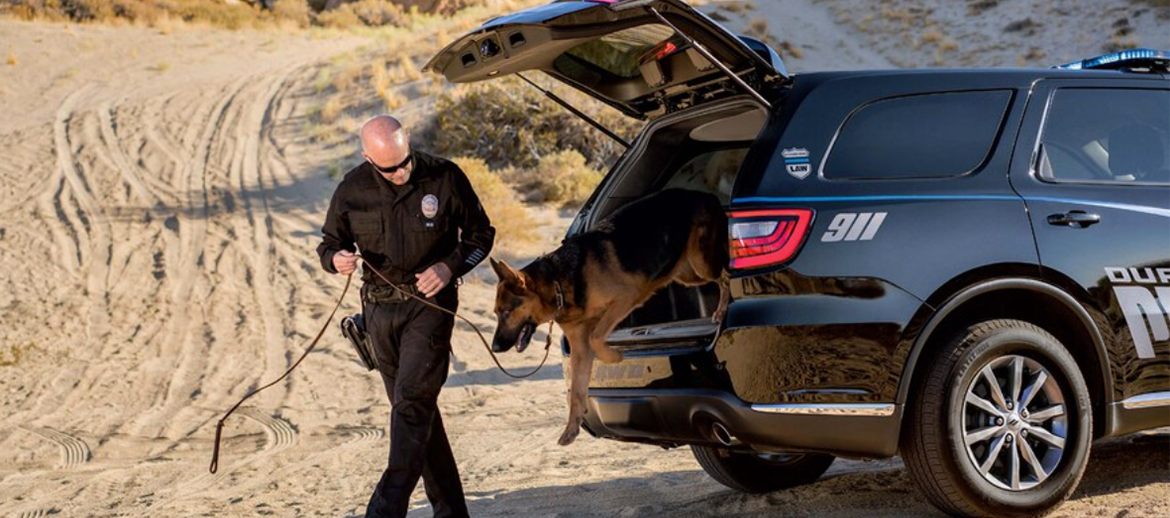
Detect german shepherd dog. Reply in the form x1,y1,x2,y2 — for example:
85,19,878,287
489,189,729,445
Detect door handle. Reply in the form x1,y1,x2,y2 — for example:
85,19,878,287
1047,211,1101,228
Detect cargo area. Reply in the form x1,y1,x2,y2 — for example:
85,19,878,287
586,100,768,346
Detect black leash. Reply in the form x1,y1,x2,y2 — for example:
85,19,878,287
208,256,555,474
209,274,351,474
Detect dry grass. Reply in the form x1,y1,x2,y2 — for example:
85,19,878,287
319,94,347,124
429,78,638,171
920,27,944,45
505,150,602,209
453,156,535,245
777,40,803,60
0,341,37,367
1,0,427,30
722,1,755,14
5,49,16,66
744,17,772,44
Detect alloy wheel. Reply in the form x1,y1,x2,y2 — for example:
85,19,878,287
961,355,1068,491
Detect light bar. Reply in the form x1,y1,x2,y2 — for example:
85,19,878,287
1055,48,1170,70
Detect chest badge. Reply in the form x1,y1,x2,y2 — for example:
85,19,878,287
421,194,439,219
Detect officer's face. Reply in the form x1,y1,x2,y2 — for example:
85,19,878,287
368,153,413,185
363,129,413,185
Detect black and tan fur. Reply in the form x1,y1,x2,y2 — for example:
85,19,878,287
489,189,729,445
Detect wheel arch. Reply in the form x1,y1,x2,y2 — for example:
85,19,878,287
896,276,1113,439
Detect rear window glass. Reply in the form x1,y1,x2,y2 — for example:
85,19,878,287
824,91,1011,179
1038,89,1170,185
561,24,675,78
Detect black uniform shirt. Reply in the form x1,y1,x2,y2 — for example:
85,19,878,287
317,151,495,288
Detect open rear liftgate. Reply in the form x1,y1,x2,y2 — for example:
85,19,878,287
425,0,786,146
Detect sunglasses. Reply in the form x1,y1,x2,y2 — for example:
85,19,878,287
368,153,413,174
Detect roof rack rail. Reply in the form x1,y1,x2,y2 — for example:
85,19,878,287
1054,48,1170,73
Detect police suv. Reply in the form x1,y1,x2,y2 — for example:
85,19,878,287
425,1,1170,516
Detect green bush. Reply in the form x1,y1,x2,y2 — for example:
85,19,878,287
428,78,639,171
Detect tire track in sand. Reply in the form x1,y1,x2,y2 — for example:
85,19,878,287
52,86,114,343
18,425,92,470
237,408,299,452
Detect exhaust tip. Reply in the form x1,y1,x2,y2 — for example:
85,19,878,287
711,421,734,446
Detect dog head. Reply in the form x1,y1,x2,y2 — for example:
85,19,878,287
489,258,551,354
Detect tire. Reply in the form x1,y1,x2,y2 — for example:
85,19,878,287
691,445,834,493
901,319,1093,518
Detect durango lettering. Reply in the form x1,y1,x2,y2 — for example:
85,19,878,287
1106,266,1170,284
1107,267,1170,359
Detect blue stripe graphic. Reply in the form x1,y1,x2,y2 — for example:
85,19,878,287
784,158,810,164
731,195,1170,218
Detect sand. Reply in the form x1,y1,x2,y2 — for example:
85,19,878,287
0,2,1166,517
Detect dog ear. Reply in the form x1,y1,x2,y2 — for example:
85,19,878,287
489,258,525,288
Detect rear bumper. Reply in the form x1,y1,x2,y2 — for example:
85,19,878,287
583,388,902,458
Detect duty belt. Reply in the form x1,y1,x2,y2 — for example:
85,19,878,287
363,283,421,304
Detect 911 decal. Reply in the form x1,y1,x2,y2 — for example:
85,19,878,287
1108,267,1170,359
821,212,887,242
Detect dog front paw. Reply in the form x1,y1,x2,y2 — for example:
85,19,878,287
557,423,580,446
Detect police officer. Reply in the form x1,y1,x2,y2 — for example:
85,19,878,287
317,115,494,518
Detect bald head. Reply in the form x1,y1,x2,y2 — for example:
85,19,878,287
361,115,413,185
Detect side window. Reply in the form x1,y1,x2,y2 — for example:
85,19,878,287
1038,88,1170,185
824,90,1011,179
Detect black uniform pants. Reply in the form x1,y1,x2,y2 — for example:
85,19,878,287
364,290,468,518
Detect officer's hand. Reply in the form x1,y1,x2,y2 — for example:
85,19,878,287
333,250,358,275
416,263,452,298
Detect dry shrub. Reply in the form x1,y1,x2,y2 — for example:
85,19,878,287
452,156,534,245
392,55,421,82
429,78,638,171
332,62,364,92
920,27,944,45
1,0,417,29
6,49,16,67
3,0,266,29
777,40,803,60
507,150,602,208
320,94,346,123
380,88,407,110
744,17,771,44
315,6,362,28
722,1,754,14
324,0,405,27
272,0,312,29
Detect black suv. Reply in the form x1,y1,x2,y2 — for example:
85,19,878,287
426,1,1170,516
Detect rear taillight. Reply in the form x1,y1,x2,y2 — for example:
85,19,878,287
728,209,814,269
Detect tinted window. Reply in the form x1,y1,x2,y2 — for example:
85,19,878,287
560,24,675,78
1038,89,1170,185
824,91,1011,179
